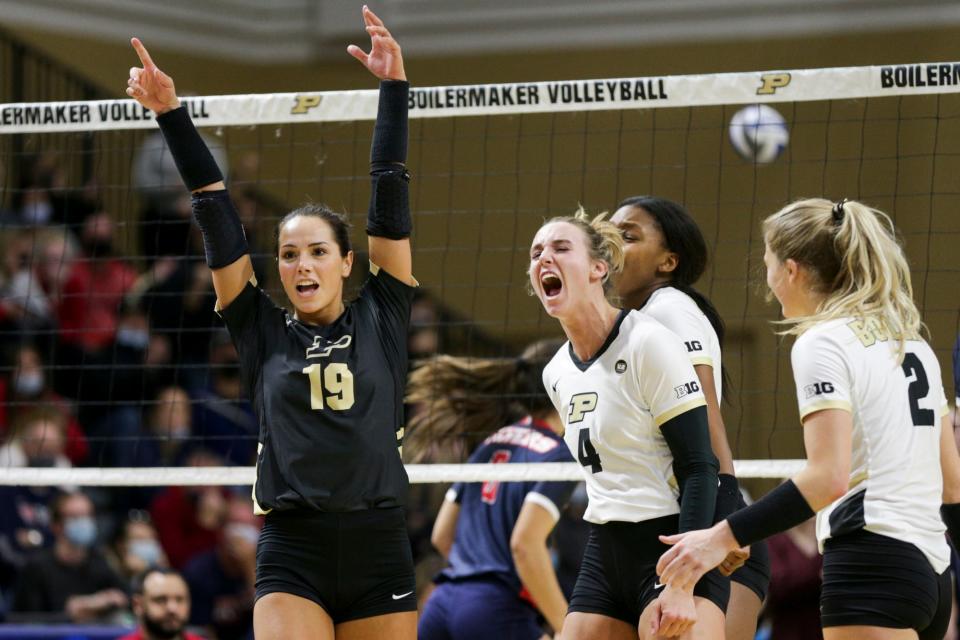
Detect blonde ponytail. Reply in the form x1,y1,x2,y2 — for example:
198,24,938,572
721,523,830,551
763,198,922,358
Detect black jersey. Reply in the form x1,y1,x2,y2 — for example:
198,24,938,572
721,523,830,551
218,263,415,514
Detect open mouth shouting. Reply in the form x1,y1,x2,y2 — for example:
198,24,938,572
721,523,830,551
541,272,563,299
295,279,320,297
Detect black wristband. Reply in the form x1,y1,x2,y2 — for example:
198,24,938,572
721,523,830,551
941,503,960,550
371,80,409,165
367,170,411,240
714,474,741,523
156,106,224,191
726,479,815,548
192,190,249,269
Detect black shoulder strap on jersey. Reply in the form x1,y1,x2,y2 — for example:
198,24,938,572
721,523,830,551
660,405,718,533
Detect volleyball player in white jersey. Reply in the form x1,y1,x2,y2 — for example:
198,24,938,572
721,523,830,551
610,196,769,640
530,209,727,640
656,198,960,640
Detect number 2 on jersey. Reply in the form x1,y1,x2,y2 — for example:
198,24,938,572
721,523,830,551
577,428,603,473
901,352,934,426
303,363,355,411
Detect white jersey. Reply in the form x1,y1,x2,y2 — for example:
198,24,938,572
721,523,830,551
792,318,950,572
642,286,722,400
543,309,707,524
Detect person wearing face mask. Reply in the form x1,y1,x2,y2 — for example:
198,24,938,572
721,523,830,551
0,344,89,464
11,491,128,622
109,515,171,587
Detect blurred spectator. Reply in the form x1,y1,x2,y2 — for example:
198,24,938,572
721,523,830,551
408,292,441,360
133,128,227,262
150,450,229,570
119,568,205,640
182,493,257,640
191,333,256,466
56,211,138,355
0,410,66,600
0,230,58,345
13,153,99,230
764,516,823,640
109,514,169,589
11,491,128,622
0,344,88,464
75,301,175,429
0,407,69,470
135,256,217,382
125,386,196,469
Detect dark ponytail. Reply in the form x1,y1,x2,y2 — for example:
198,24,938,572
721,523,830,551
618,196,729,394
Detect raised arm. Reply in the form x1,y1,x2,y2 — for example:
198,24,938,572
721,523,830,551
126,38,252,308
348,6,413,285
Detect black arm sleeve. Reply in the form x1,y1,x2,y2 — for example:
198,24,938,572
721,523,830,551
155,106,224,191
714,473,741,523
941,503,960,551
367,80,411,240
661,405,719,532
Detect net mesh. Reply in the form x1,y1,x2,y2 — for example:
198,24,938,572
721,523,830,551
1,63,959,485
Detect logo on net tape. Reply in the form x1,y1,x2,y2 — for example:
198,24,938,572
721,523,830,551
292,95,324,115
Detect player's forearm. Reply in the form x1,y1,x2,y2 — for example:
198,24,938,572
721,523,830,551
512,542,568,634
661,405,719,532
705,402,735,475
366,80,411,240
155,107,225,193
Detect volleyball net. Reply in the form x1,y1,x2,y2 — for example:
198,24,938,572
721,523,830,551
1,61,958,488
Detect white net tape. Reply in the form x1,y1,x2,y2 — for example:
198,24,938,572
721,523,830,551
0,460,806,486
1,61,956,133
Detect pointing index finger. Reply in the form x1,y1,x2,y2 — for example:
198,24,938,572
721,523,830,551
130,37,155,69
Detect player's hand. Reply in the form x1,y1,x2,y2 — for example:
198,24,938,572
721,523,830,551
648,584,696,638
718,545,750,576
127,37,181,115
347,5,406,81
657,521,739,592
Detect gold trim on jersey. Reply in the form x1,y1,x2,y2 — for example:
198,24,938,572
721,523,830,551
252,442,272,516
799,399,852,420
941,404,951,418
369,260,420,287
848,470,869,491
690,356,713,367
655,397,707,428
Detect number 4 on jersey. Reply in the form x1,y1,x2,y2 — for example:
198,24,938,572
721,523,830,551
577,428,603,473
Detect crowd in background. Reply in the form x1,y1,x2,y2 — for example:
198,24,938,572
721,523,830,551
0,149,957,639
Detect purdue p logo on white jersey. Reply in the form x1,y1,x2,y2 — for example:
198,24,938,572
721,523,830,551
568,392,598,423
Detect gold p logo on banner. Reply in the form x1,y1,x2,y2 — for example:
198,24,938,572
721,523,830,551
757,73,791,95
291,95,322,114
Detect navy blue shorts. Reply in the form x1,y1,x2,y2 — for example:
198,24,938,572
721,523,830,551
255,506,416,623
419,577,544,640
821,529,951,639
568,516,729,625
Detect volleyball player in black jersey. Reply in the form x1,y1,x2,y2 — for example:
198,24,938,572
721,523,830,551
127,7,417,639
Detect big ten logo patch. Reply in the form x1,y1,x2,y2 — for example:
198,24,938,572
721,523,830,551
568,393,598,424
673,380,700,399
684,340,703,353
804,381,835,399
